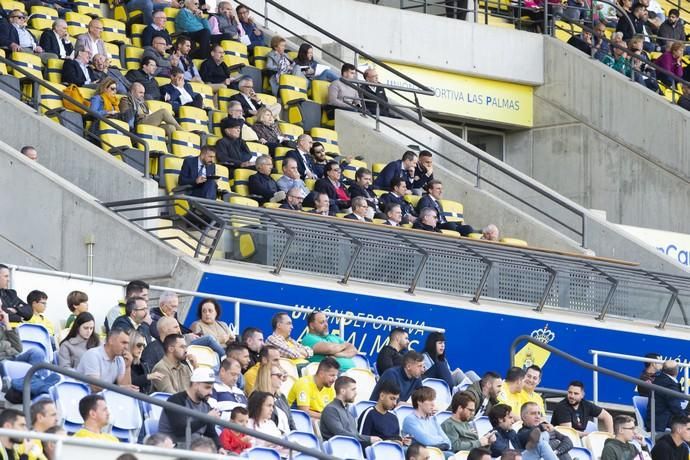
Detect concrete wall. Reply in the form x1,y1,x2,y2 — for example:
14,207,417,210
0,141,202,289
335,110,689,274
0,89,158,203
242,0,544,85
505,37,690,234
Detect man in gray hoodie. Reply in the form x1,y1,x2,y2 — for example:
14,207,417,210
601,415,645,460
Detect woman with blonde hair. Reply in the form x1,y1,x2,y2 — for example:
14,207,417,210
252,364,295,434
129,329,164,394
252,107,283,152
90,77,120,117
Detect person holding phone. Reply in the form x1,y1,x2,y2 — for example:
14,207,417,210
179,145,219,200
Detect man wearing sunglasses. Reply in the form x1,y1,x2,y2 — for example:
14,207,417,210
0,10,43,54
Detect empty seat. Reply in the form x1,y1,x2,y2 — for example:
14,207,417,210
252,46,271,69
11,51,42,79
324,435,363,460
187,344,219,368
104,42,123,68
74,0,100,16
163,7,179,34
100,18,129,44
130,23,146,48
343,368,377,404
278,122,303,143
290,409,314,435
279,74,308,106
473,416,493,438
582,432,613,458
51,381,90,433
242,447,281,460
45,58,64,84
189,81,215,110
135,124,169,156
221,39,250,66
30,5,58,31
365,441,405,460
310,127,340,155
285,431,319,449
124,46,144,70
422,378,452,409
232,168,257,196
178,105,209,133
170,130,201,157
17,324,54,362
342,159,367,182
64,12,90,37
99,119,133,152
102,389,142,443
217,87,239,112
438,199,464,222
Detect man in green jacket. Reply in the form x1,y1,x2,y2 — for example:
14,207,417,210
465,371,503,419
442,391,496,452
601,415,645,460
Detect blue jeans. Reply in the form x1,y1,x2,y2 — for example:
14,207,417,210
316,69,340,82
191,335,225,360
521,432,559,460
125,0,168,27
12,373,61,397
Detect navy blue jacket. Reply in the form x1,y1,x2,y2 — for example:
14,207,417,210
61,58,97,86
491,428,522,458
141,25,172,47
0,21,21,48
179,156,217,200
418,195,448,226
160,82,201,114
370,366,422,403
39,30,73,57
379,192,416,218
248,172,279,204
285,149,316,179
373,159,413,190
647,372,686,431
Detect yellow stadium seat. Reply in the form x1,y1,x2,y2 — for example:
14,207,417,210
439,199,464,223
205,135,220,146
310,79,330,104
220,40,250,66
467,232,482,239
45,58,64,84
310,127,340,155
0,49,7,75
64,12,90,36
145,99,174,117
100,18,129,44
342,158,367,182
11,51,42,79
246,141,269,159
130,23,146,48
38,83,64,122
74,0,100,16
154,76,167,87
124,46,144,70
164,7,179,34
1,0,25,13
158,155,191,217
404,194,421,208
188,81,215,110
372,163,385,178
229,195,259,207
170,130,200,157
99,119,132,153
257,92,278,107
216,164,231,196
252,45,271,69
286,50,297,61
187,345,219,368
304,178,315,190
177,105,209,133
554,426,581,447
278,122,303,143
135,124,168,176
104,42,123,68
232,168,256,196
278,74,308,107
217,87,239,112
112,4,128,22
273,146,291,164
30,5,58,31
500,237,528,247
210,110,226,137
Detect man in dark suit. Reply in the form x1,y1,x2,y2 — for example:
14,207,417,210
313,160,350,215
178,145,218,200
379,177,416,224
216,117,254,169
412,150,434,194
348,166,379,211
248,155,284,205
413,207,441,232
126,56,161,100
344,196,372,222
280,187,304,211
647,361,689,432
160,67,203,114
230,76,267,118
286,134,318,180
373,151,418,191
362,68,392,118
39,19,73,59
382,203,402,227
308,192,333,216
0,10,41,53
417,180,474,236
61,48,97,86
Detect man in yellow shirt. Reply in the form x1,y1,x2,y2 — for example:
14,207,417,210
497,366,526,416
288,356,339,419
72,394,120,443
24,290,55,336
522,365,545,414
0,408,45,460
243,345,281,395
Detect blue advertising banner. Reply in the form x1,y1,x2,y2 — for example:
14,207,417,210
189,272,689,405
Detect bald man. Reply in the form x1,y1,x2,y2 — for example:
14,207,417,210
648,360,689,432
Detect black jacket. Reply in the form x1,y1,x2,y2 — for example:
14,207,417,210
647,372,686,431
149,306,191,341
344,213,372,222
285,149,316,179
248,172,279,204
412,220,441,232
125,69,161,100
199,58,230,85
62,59,97,86
0,21,26,48
379,192,416,218
110,315,154,344
361,84,390,117
216,136,253,168
141,25,171,47
616,12,644,40
0,289,32,322
651,433,689,460
314,177,350,214
376,345,405,375
491,428,522,458
160,390,220,447
348,182,379,209
39,30,73,58
230,92,266,118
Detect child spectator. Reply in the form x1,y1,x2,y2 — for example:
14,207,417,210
25,290,55,335
219,406,253,454
65,291,89,329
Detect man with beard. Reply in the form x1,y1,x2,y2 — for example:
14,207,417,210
1,408,46,459
320,376,381,446
551,381,613,436
158,367,221,448
466,371,503,419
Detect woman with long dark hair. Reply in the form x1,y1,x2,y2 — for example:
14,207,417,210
247,391,288,457
57,312,99,369
292,43,340,84
421,331,464,390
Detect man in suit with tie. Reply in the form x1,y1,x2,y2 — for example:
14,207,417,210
178,145,218,200
417,180,474,236
344,197,372,222
286,134,318,180
348,167,379,212
647,361,690,433
373,151,417,191
379,177,416,224
61,48,97,87
39,19,73,60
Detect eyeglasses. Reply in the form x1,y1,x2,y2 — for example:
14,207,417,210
621,426,636,430
11,15,26,19
271,373,288,379
109,86,117,90
135,342,146,348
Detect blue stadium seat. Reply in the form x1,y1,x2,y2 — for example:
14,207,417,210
324,435,364,460
242,447,282,460
51,381,90,433
632,396,648,430
351,354,371,370
144,391,172,420
436,410,453,425
290,409,314,435
422,378,452,409
285,431,319,449
0,360,31,380
473,416,493,437
102,389,143,443
352,400,376,418
393,405,414,427
365,441,405,460
569,446,593,460
144,418,159,436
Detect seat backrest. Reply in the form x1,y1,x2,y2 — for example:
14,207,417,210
187,344,219,368
147,392,172,420
188,81,215,110
632,396,648,430
277,122,304,142
472,416,493,438
324,435,363,460
555,425,583,447
394,406,415,428
160,155,184,193
102,389,142,430
454,452,470,460
252,46,272,69
438,199,464,223
11,51,42,79
436,411,453,426
569,446,593,460
64,12,90,36
278,358,299,379
367,441,405,460
290,409,314,435
135,124,169,154
343,368,377,404
30,5,58,30
353,400,376,419
104,42,123,68
170,130,201,157
220,39,249,65
422,378,452,409
124,46,144,70
583,432,613,458
285,431,319,449
53,381,90,424
310,79,330,105
243,447,281,460
1,360,31,380
45,58,64,84
178,105,209,132
130,23,146,48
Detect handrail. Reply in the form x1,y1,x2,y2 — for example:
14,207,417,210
0,429,226,459
23,362,338,459
590,349,690,403
510,335,690,438
5,263,446,334
0,54,152,177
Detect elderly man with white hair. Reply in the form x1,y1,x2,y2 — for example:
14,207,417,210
39,19,73,62
277,157,310,198
482,224,500,242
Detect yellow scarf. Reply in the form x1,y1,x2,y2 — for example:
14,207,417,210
102,92,119,113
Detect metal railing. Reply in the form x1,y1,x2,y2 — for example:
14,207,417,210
0,429,226,459
5,263,446,335
22,363,337,458
103,195,690,329
0,54,152,177
590,349,690,403
510,335,690,439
